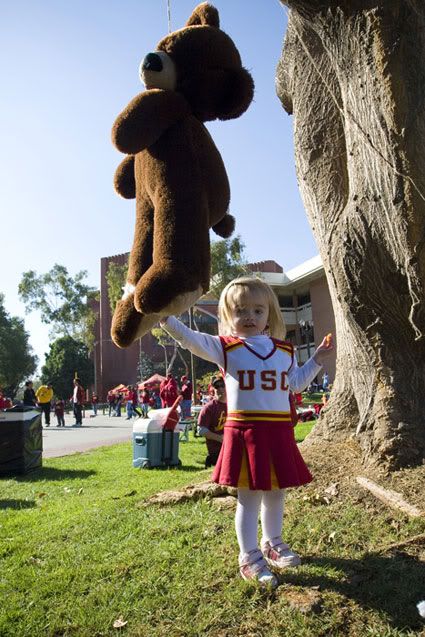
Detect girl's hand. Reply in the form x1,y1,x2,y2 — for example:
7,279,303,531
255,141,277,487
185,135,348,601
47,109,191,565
159,316,169,327
313,333,334,364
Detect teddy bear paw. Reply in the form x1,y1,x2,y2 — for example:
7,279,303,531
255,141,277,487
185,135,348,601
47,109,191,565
111,295,161,348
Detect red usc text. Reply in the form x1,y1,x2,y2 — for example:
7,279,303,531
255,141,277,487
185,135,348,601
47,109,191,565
237,370,288,391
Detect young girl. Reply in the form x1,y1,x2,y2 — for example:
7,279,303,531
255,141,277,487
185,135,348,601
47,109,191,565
160,276,333,587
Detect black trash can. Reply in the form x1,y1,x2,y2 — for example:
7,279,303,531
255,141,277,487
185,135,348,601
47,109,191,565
0,406,43,476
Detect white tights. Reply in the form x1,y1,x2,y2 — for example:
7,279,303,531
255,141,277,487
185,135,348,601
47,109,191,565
235,488,285,556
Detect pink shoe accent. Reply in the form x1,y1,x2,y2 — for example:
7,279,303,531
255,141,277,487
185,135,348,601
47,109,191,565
261,538,301,569
239,549,278,588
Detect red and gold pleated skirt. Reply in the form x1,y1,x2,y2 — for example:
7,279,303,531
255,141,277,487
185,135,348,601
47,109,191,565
211,410,313,491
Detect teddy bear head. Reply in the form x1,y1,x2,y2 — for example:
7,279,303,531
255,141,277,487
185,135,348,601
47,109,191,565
139,2,254,122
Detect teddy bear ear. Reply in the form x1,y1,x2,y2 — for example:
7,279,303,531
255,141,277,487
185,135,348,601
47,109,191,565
186,2,220,28
214,68,255,121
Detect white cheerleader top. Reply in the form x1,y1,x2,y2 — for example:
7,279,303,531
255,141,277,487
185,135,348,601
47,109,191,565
162,317,322,424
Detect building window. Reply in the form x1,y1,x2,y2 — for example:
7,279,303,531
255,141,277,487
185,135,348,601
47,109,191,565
285,329,296,344
278,295,294,308
297,293,311,307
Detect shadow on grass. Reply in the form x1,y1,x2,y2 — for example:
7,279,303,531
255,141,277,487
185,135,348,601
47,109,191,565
13,467,97,482
135,464,204,473
0,499,36,510
284,554,424,630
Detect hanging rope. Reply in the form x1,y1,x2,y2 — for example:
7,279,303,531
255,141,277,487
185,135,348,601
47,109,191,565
167,0,172,33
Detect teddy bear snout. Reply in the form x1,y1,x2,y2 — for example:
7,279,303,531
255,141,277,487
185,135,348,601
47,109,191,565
139,51,177,91
141,52,163,72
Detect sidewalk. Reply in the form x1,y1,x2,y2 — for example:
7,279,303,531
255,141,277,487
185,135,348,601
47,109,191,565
42,411,135,458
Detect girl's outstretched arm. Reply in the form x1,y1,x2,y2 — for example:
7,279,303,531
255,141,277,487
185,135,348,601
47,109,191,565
160,316,225,367
288,333,334,393
287,355,322,393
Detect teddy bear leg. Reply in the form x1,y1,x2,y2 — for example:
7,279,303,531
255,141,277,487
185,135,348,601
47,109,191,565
111,296,144,348
111,295,161,348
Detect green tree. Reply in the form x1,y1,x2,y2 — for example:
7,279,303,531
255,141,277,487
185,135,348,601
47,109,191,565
138,351,155,382
0,294,37,397
209,235,248,298
18,264,98,349
106,260,128,314
41,336,94,400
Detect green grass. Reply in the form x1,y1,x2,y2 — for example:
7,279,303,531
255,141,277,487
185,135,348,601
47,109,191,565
294,421,315,442
1,435,424,636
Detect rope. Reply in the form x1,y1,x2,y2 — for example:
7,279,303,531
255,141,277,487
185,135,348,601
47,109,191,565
167,0,172,33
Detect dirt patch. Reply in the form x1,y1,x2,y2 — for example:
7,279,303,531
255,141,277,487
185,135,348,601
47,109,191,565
140,441,424,517
299,439,425,513
277,586,323,614
140,481,237,507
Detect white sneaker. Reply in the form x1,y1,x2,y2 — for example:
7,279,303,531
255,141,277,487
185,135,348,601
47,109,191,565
239,549,278,588
261,537,301,568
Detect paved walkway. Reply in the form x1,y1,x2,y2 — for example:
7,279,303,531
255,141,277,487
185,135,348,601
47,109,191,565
42,411,136,458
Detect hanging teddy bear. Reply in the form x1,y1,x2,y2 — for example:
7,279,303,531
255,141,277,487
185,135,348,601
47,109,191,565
111,2,254,348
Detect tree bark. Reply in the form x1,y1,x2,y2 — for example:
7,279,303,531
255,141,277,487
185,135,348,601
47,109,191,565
276,0,425,469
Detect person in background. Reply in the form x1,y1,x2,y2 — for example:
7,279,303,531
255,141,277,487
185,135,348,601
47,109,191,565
131,386,142,418
36,382,53,427
23,380,37,406
159,377,168,408
150,389,161,409
125,387,142,420
114,393,123,417
72,378,85,427
140,387,150,417
160,374,178,408
197,375,227,468
54,398,65,427
322,371,329,392
0,391,12,409
91,393,98,416
107,391,115,417
125,389,134,420
180,375,192,419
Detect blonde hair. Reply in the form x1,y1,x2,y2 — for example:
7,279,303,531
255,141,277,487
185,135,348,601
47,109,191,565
218,276,286,340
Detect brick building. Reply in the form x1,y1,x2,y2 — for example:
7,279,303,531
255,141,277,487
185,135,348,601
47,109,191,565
93,253,336,399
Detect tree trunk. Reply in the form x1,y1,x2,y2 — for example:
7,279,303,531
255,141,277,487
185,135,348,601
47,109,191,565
176,348,189,376
276,0,425,469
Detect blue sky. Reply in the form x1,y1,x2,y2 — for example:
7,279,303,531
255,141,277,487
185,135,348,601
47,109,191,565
0,0,317,368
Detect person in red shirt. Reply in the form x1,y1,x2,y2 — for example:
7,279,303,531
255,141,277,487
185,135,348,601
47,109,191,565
0,391,12,409
107,391,115,417
131,386,142,418
140,388,150,417
54,399,65,427
180,375,192,419
197,375,227,468
160,374,178,408
91,393,99,416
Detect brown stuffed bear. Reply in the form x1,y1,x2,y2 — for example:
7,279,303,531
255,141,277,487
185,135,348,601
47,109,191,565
110,2,254,348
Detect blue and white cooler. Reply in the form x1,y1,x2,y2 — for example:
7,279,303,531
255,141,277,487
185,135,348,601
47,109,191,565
133,397,183,469
0,406,42,475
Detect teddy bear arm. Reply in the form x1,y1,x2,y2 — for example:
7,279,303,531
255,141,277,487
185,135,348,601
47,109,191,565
126,199,155,287
112,90,191,155
114,155,136,199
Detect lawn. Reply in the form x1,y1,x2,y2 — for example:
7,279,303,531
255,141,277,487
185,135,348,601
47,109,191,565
1,431,424,637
